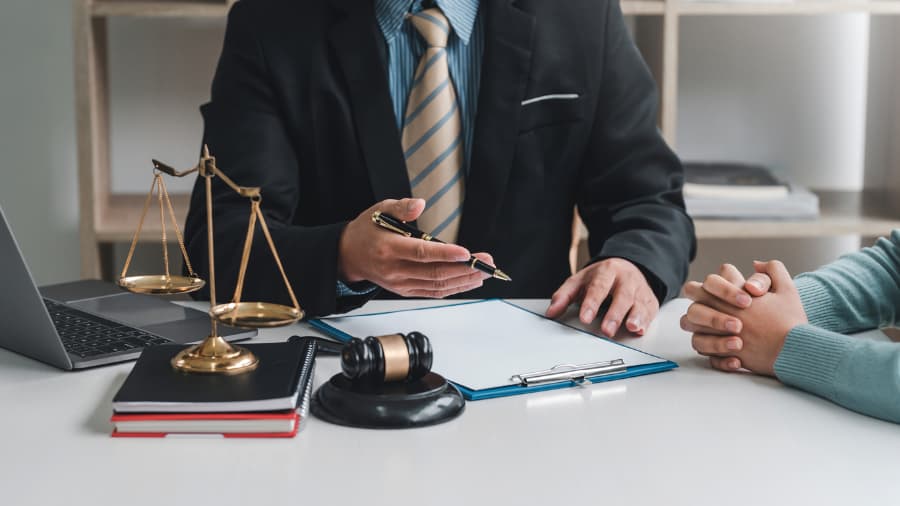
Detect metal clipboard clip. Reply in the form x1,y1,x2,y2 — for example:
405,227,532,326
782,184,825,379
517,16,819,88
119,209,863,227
510,359,626,387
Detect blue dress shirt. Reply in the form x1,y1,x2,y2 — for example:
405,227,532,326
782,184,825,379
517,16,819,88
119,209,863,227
375,0,483,171
338,0,483,299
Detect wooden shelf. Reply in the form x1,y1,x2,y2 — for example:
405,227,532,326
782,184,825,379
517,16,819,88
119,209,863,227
622,1,667,16
677,0,900,16
109,190,900,242
95,193,191,242
103,189,900,242
91,0,231,18
694,190,900,239
573,190,900,244
89,1,671,18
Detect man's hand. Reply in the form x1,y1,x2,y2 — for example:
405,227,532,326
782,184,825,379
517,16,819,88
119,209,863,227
682,261,806,376
338,198,494,298
545,258,658,337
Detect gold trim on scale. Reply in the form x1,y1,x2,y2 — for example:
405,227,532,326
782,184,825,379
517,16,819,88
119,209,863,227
118,146,304,374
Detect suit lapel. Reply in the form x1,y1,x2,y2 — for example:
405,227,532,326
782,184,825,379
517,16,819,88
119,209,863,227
329,0,411,203
457,0,536,250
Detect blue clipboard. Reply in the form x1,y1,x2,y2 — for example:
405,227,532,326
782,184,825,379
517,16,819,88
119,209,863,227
309,300,677,401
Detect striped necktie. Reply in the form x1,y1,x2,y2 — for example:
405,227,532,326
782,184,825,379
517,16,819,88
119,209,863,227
402,8,465,243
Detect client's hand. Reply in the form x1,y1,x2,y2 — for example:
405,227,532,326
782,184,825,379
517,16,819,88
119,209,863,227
338,198,493,298
679,263,771,338
682,261,807,376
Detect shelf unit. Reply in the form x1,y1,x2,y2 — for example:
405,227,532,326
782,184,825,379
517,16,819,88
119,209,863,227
75,0,900,279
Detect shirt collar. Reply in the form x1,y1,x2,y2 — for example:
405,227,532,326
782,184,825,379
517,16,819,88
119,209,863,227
375,0,479,45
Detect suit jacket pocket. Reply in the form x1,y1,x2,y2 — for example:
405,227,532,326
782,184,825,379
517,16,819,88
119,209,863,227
518,93,586,132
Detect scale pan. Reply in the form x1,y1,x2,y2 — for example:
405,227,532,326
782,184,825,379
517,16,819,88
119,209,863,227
118,275,206,295
210,301,303,328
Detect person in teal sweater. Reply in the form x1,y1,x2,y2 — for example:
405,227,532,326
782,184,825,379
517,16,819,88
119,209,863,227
681,230,900,423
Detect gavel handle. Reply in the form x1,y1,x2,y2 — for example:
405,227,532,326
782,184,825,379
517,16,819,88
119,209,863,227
290,335,345,355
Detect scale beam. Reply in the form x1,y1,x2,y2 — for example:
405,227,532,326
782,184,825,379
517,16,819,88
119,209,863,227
118,146,304,374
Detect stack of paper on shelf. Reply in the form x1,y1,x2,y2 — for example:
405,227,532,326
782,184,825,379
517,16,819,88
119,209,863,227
683,0,793,3
109,339,316,438
683,161,820,219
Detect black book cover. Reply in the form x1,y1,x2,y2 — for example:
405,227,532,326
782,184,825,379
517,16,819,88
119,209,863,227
684,162,785,187
113,340,316,413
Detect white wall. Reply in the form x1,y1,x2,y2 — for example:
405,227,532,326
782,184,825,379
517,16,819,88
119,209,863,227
0,6,222,286
678,14,871,191
677,15,880,276
864,16,900,189
0,0,79,285
107,16,224,194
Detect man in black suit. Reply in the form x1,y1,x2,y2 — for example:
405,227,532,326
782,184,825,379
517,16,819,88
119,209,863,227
184,0,696,336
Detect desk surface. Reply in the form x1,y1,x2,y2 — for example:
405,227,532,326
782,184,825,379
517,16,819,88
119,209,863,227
1,299,897,506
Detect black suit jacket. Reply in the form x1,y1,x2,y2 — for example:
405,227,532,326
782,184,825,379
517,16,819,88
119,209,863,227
184,0,696,318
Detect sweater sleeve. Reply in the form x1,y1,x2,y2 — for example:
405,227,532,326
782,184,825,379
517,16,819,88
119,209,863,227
774,324,900,423
794,230,900,333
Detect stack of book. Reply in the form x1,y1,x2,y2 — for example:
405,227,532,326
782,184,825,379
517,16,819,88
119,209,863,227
683,161,819,219
110,338,316,438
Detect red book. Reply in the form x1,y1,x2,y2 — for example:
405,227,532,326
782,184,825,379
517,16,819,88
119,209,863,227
110,411,301,438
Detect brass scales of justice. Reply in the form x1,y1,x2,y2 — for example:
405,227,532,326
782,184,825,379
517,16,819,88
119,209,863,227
117,145,303,374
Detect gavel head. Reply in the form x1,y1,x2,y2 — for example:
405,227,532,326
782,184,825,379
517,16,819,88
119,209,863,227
341,332,433,384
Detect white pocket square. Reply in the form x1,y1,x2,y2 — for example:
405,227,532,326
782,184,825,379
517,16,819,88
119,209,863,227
521,93,579,106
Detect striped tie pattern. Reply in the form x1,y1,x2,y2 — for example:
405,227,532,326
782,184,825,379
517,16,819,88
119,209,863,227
402,8,465,242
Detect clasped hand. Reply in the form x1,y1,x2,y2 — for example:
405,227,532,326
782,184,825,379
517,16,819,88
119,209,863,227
680,261,807,376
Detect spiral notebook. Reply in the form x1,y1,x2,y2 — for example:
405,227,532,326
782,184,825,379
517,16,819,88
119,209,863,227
310,299,676,400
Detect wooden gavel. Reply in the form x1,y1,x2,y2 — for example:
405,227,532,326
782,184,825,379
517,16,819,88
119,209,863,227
340,332,433,384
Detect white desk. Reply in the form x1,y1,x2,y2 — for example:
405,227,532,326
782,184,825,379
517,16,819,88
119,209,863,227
1,299,897,506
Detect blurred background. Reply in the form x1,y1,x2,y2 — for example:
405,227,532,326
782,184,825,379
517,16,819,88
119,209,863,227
1,0,898,291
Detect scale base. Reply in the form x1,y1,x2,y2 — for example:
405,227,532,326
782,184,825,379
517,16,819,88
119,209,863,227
170,335,259,374
312,372,465,429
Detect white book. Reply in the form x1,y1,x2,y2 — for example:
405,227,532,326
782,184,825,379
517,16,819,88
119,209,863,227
686,185,820,219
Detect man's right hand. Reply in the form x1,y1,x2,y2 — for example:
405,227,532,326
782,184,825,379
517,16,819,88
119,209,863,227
338,198,494,298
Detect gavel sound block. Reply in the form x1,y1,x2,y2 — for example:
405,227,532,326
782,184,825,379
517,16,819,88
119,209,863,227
311,332,465,428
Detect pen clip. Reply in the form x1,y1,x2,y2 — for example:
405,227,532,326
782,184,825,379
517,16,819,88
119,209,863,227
372,211,412,237
510,359,626,387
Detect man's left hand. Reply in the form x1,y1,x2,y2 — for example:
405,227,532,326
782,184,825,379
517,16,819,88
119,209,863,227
545,258,658,336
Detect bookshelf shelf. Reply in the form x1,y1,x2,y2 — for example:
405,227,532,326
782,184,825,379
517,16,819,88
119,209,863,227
95,194,191,242
91,0,232,18
91,0,666,18
89,1,670,18
677,0,900,16
575,190,900,255
622,1,668,16
694,191,900,239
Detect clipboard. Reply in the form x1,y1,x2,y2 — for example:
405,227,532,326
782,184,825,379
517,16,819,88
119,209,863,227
309,299,677,400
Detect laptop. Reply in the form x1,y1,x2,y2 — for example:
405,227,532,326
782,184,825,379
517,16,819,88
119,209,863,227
0,205,256,370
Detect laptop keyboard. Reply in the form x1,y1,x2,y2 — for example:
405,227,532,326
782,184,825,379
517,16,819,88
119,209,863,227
43,299,173,358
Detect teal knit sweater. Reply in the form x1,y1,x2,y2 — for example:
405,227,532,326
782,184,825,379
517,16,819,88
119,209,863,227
775,230,900,423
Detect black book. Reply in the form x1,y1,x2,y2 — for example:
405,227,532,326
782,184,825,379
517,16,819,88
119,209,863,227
113,339,316,413
683,162,789,199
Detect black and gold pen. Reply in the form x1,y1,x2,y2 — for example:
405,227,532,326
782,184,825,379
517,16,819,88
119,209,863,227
372,211,512,282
